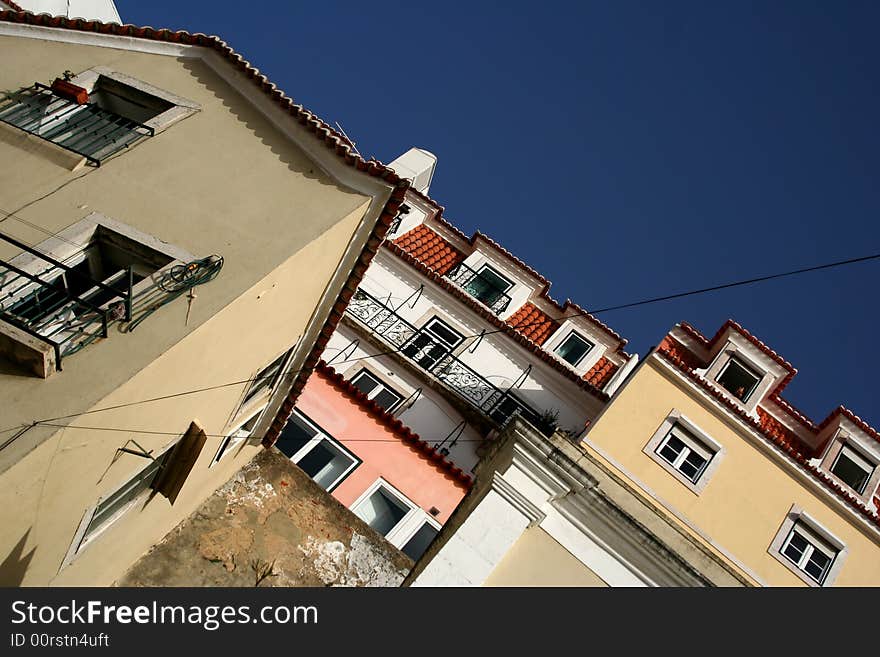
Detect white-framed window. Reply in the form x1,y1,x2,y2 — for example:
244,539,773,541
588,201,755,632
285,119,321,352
463,264,513,308
350,369,404,413
62,445,175,568
275,409,359,492
240,346,295,409
830,444,875,495
780,523,838,585
402,317,465,369
211,407,264,466
655,427,713,483
554,331,594,367
643,411,724,494
768,506,847,587
350,477,441,560
715,357,762,402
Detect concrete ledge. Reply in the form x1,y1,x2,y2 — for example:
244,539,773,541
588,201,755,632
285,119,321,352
0,319,56,378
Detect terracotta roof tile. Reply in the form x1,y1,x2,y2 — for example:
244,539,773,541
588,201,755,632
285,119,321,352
392,224,465,275
583,357,619,390
655,341,880,532
506,302,559,346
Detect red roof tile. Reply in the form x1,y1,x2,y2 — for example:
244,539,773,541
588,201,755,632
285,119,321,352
655,340,880,532
314,362,473,488
584,357,619,390
392,224,465,275
506,303,559,346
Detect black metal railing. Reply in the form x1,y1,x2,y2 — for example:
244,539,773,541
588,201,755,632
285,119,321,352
0,232,133,370
0,83,154,166
346,288,545,430
445,261,512,315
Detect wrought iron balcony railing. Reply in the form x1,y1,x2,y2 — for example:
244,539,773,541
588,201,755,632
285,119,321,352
0,83,154,166
346,288,546,431
445,261,512,315
0,232,133,370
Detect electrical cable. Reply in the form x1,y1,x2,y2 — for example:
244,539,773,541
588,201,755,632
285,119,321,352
0,248,878,436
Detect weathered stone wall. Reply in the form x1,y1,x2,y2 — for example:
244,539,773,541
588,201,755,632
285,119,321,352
117,448,413,587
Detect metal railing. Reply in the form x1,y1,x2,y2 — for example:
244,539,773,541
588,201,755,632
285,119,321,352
0,83,154,166
445,261,513,315
346,288,545,429
0,232,133,370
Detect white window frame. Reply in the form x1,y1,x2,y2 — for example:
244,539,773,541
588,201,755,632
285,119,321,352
349,477,440,552
643,410,724,494
421,317,465,351
282,409,360,492
350,368,404,413
61,437,179,569
211,405,265,467
237,345,296,416
768,506,847,587
830,444,875,495
714,356,762,403
553,330,594,368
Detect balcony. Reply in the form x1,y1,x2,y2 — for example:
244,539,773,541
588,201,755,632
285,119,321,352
0,83,154,166
445,262,512,315
346,288,549,432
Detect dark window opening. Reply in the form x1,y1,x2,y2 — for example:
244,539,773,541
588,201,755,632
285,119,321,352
715,358,761,402
830,446,874,494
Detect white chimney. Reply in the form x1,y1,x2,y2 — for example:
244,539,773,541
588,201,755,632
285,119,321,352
388,148,438,195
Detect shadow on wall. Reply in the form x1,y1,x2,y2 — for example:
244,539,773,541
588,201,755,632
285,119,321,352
176,56,343,189
0,529,36,586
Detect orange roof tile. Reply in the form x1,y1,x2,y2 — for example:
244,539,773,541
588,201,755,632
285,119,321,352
506,302,559,346
392,224,465,275
583,357,619,390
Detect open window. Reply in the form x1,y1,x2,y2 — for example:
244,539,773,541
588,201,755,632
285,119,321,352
830,444,875,495
554,331,594,367
212,408,264,466
715,357,762,402
239,346,295,410
275,410,360,492
350,369,404,413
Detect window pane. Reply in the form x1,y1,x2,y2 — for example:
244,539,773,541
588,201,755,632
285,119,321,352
85,454,165,540
804,550,832,583
372,388,402,412
464,267,510,306
831,448,873,494
782,531,808,564
351,371,380,396
355,487,409,536
716,359,760,402
679,450,708,482
276,413,317,459
298,440,354,490
657,435,686,465
402,522,439,561
426,321,462,348
555,333,592,365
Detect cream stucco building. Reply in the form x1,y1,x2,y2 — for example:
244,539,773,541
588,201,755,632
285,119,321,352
0,11,407,585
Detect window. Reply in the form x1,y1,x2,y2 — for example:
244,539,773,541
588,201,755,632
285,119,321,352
715,357,761,402
241,347,294,408
212,410,263,466
402,317,464,370
644,412,724,494
350,369,404,412
0,68,197,166
655,426,714,483
70,449,173,558
463,265,513,309
554,331,594,367
401,521,440,561
780,523,838,585
275,410,359,492
0,216,189,365
830,445,875,494
350,479,442,559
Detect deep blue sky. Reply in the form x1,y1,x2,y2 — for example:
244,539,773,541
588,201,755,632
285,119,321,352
118,1,878,426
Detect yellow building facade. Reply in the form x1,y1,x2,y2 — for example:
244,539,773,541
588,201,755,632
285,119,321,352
0,13,406,585
584,320,880,586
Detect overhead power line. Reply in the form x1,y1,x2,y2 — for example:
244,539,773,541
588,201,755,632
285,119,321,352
1,249,878,438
